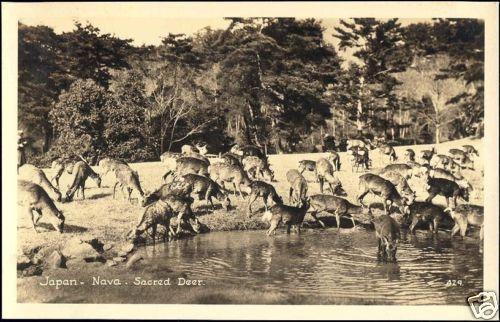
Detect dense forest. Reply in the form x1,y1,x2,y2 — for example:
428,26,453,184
18,18,484,165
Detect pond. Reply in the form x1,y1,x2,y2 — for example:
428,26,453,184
138,227,483,305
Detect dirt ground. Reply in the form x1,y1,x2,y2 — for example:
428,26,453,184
17,137,484,256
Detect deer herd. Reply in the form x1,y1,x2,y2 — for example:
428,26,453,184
17,139,483,262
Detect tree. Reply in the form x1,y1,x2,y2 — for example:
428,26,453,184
334,18,411,138
58,22,133,88
104,70,156,161
49,79,108,161
395,55,472,143
18,23,65,152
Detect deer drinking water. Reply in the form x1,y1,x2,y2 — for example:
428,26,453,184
261,198,310,235
308,194,371,229
358,174,411,216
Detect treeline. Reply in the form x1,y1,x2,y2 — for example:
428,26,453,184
18,18,484,165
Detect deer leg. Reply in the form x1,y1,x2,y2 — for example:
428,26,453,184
357,190,368,207
113,182,119,199
247,192,258,214
433,218,440,234
350,216,356,229
207,196,216,211
334,211,341,230
450,223,460,238
286,224,291,235
309,210,325,228
319,177,324,194
27,208,40,233
266,220,278,236
176,212,183,235
81,182,86,200
289,187,294,204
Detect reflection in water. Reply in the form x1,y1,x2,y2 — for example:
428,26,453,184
143,228,483,305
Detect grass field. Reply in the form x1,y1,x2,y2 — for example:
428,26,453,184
17,138,484,263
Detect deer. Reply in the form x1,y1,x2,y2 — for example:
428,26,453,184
261,198,310,235
286,169,308,206
98,158,129,177
65,161,102,201
221,152,243,166
174,157,210,177
308,194,371,229
18,180,65,233
358,173,411,216
327,151,341,171
346,139,375,151
298,160,317,177
419,146,436,164
406,202,446,234
316,158,347,196
371,213,400,262
127,198,177,244
378,143,398,163
18,164,62,202
247,180,283,214
425,177,469,209
444,204,483,241
240,145,266,159
462,144,479,158
380,163,428,179
404,149,416,162
112,166,145,205
209,162,252,199
173,173,231,211
242,156,274,182
428,168,472,191
379,171,416,204
347,146,371,172
50,158,75,190
181,143,207,155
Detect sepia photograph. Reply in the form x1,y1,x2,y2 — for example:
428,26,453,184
2,2,499,320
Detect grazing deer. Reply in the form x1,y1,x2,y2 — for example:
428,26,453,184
209,163,252,199
18,164,62,202
316,158,347,196
407,202,445,234
261,198,310,235
372,213,400,262
378,143,398,163
286,169,308,206
419,146,436,164
18,180,65,233
327,151,341,171
308,194,371,229
65,161,102,201
242,156,274,181
50,158,75,189
358,174,410,215
113,166,145,205
247,180,283,214
379,171,416,203
444,204,483,241
404,149,415,162
425,177,469,209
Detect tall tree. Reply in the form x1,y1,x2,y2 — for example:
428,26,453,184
334,18,411,138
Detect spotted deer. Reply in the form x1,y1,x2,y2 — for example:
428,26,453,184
286,169,308,206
